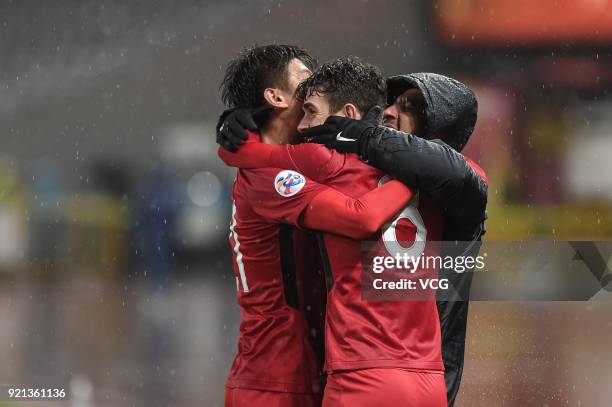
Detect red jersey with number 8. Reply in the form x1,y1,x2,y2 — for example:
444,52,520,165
242,142,445,373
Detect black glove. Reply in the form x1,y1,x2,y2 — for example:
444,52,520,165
301,105,383,159
216,107,270,152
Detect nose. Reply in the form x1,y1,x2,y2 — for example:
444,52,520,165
383,104,398,120
382,105,399,129
297,116,308,134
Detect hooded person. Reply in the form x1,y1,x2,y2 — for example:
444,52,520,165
385,72,477,152
381,73,487,407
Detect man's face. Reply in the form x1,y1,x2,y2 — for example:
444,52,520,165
297,93,335,133
279,59,313,141
382,88,426,134
285,58,313,95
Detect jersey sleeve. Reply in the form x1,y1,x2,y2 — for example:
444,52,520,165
218,133,345,183
301,180,414,240
272,143,345,184
241,167,414,239
465,157,488,185
243,167,328,226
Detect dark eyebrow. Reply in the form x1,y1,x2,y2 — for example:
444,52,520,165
303,101,316,110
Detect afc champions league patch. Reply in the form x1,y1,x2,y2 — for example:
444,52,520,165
274,170,306,197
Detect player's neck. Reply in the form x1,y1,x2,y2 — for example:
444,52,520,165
260,116,293,145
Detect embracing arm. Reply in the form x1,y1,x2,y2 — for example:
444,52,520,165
218,135,343,184
301,180,413,240
299,115,488,241
364,127,488,240
235,151,413,241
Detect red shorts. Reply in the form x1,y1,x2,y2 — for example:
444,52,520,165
225,387,322,407
322,368,446,407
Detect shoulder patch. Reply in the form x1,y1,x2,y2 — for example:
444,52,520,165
274,170,306,197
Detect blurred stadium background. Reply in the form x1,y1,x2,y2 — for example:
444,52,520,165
0,0,611,406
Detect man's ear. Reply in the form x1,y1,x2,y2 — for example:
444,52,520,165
263,88,289,109
343,103,362,119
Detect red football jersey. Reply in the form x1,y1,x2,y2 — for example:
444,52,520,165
226,165,328,394
255,142,445,373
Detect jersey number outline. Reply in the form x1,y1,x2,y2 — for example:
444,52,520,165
230,201,249,293
378,176,427,260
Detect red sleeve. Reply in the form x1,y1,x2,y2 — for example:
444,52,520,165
465,157,488,185
244,167,327,226
301,180,414,240
218,132,345,183
243,168,413,239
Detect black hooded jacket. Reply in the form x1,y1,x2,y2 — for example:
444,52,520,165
365,73,487,407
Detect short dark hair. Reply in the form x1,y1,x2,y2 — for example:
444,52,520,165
297,56,386,114
220,44,316,109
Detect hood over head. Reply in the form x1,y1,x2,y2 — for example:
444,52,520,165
386,73,477,151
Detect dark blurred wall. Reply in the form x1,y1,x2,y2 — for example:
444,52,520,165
1,0,433,186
